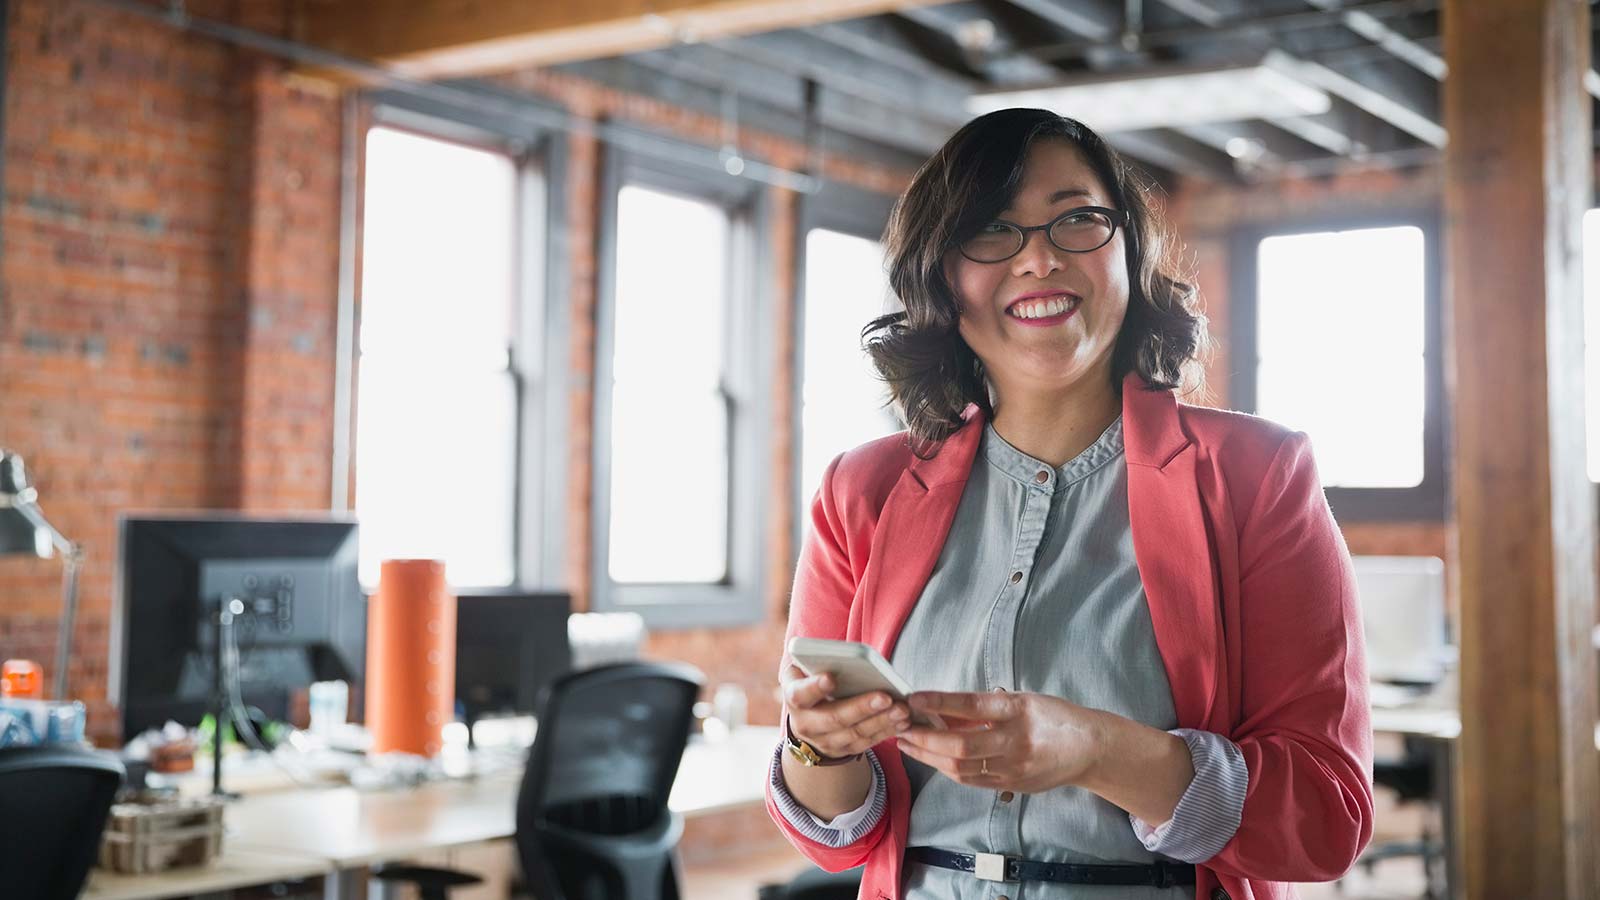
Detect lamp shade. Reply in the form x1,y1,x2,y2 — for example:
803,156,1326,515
0,450,52,558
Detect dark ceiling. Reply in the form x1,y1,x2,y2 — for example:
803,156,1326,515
557,0,1473,185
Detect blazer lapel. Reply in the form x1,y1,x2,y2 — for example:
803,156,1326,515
858,406,985,660
857,382,1225,730
1122,374,1224,729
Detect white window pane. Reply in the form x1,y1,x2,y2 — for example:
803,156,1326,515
607,185,732,583
356,126,519,587
612,186,727,388
799,229,899,524
1256,226,1427,488
608,387,728,583
1258,355,1425,488
360,127,516,365
1583,209,1600,481
355,362,517,587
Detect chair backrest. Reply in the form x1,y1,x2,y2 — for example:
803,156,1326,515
0,745,125,899
516,661,702,836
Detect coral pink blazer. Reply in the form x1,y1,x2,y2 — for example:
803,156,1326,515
766,373,1373,900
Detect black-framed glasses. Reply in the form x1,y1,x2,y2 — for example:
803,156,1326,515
958,206,1128,263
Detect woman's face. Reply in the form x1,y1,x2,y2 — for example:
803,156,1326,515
947,138,1130,398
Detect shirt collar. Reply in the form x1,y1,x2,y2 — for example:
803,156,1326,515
982,416,1125,492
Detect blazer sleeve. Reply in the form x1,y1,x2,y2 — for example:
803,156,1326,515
1205,431,1375,882
763,452,892,870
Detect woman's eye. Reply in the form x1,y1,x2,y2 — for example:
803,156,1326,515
979,222,1010,234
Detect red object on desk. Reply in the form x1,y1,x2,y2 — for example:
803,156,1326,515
1,659,42,698
365,559,456,756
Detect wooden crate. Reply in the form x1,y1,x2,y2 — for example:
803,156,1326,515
98,796,226,874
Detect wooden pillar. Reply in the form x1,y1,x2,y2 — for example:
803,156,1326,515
1444,0,1599,896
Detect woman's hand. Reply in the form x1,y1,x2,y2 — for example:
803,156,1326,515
894,690,1109,794
781,663,913,759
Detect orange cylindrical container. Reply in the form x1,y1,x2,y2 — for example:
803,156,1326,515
1,659,42,699
365,559,455,756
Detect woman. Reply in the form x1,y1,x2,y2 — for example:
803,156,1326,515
764,108,1373,900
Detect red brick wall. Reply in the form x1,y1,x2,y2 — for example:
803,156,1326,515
0,0,915,748
0,0,338,744
233,60,343,512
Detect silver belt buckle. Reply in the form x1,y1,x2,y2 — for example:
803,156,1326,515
973,852,1009,882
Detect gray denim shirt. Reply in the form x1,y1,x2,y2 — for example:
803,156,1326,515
770,418,1246,897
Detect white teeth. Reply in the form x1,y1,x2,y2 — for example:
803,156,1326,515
1010,296,1074,319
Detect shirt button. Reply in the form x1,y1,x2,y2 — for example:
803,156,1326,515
1009,571,1023,584
1033,470,1049,484
993,686,1007,692
999,790,1015,803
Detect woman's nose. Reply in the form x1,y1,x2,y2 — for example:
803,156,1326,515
1010,229,1065,279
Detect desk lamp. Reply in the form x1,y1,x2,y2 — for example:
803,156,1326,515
0,449,84,701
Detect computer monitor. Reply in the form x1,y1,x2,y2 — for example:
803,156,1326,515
454,590,571,733
111,516,365,741
1352,555,1452,686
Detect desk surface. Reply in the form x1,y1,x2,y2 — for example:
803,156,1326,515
1370,702,1600,749
227,771,521,868
83,847,330,900
92,725,780,880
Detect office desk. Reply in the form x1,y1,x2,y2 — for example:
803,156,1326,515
1369,697,1600,900
87,726,780,900
83,847,330,900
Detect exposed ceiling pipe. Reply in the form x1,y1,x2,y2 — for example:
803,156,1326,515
88,0,823,193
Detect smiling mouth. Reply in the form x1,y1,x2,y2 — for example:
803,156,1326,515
1005,294,1080,320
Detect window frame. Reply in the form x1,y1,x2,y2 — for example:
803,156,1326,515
790,182,898,556
1228,209,1447,521
589,139,773,628
354,89,571,589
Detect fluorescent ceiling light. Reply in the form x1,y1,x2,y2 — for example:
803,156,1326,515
966,51,1331,132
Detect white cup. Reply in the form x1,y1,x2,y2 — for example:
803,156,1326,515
309,680,348,735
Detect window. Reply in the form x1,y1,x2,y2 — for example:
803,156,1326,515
1583,209,1600,481
591,151,769,626
1231,217,1444,519
606,186,732,584
797,227,900,536
355,119,552,588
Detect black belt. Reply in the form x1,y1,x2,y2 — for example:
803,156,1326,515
906,847,1195,889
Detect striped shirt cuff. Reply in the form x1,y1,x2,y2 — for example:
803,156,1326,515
1128,728,1248,863
768,742,887,847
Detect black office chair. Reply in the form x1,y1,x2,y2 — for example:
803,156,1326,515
757,864,865,900
372,863,484,900
1356,736,1444,899
515,661,703,900
0,744,126,900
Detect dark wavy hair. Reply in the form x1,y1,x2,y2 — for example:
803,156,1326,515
863,108,1209,456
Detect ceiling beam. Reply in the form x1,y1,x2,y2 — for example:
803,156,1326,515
807,17,978,82
1268,111,1361,156
1301,0,1446,79
294,0,943,79
897,2,1067,83
900,4,1245,181
1146,0,1429,155
1008,0,1439,61
1270,52,1445,146
1104,129,1241,182
715,29,975,115
1000,0,1120,43
626,44,959,152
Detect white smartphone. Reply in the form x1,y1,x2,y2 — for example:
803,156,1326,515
787,636,945,729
